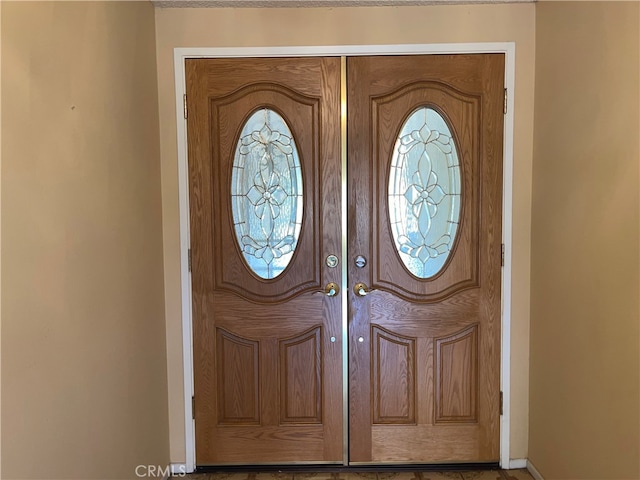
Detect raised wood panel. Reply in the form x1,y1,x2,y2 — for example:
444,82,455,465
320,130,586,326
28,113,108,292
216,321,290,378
216,328,260,425
372,325,416,424
435,324,478,423
210,83,322,303
348,54,503,463
279,326,322,424
371,81,481,303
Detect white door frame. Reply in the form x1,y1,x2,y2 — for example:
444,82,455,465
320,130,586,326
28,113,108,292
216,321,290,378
173,43,516,473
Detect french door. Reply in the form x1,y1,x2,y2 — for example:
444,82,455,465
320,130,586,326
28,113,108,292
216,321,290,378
186,54,504,466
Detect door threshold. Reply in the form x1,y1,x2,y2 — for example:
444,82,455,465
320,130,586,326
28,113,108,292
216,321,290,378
195,463,500,473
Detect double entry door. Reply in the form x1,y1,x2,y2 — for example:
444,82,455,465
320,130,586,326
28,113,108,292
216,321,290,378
186,54,504,466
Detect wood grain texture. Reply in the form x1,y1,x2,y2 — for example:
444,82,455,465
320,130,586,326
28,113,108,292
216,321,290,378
279,326,323,424
371,425,482,462
435,324,478,423
216,328,260,424
190,54,503,465
188,57,342,464
210,82,321,303
372,325,416,424
371,82,481,303
347,54,504,463
212,426,326,463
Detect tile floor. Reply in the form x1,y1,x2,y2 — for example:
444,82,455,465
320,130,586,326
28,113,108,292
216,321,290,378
178,470,535,480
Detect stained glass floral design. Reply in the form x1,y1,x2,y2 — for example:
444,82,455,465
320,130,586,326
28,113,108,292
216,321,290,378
388,107,461,278
231,109,303,279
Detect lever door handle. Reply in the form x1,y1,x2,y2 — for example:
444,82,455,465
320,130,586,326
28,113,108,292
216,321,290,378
353,282,374,297
321,282,340,297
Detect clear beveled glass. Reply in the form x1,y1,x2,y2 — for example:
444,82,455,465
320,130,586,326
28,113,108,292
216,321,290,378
388,107,461,279
231,108,303,279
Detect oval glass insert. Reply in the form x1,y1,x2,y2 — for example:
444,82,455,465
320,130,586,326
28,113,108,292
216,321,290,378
388,107,461,279
231,108,303,279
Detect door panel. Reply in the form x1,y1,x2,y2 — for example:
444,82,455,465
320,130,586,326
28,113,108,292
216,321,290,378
371,325,416,424
187,57,343,464
187,53,504,466
372,83,480,301
347,55,504,463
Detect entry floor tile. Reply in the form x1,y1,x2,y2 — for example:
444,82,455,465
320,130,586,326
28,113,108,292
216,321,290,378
377,473,461,480
499,470,535,480
177,470,534,480
459,471,502,480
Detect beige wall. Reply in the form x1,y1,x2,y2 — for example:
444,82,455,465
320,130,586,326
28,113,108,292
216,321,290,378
155,3,536,463
1,2,169,479
530,2,640,479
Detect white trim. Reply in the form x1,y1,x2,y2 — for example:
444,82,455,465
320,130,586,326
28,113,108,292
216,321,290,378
527,460,545,480
175,43,515,59
173,42,516,469
500,41,516,470
174,51,196,473
508,458,528,469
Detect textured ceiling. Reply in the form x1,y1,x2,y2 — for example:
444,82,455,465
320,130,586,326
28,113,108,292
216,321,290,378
153,0,532,7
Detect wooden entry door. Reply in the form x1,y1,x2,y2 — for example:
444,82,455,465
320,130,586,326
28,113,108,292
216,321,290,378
347,55,504,463
187,53,504,466
186,57,343,464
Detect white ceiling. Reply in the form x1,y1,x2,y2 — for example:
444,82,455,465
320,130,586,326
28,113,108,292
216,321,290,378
153,0,533,8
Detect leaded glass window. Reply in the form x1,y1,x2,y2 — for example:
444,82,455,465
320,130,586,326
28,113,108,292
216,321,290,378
231,108,303,279
388,107,461,279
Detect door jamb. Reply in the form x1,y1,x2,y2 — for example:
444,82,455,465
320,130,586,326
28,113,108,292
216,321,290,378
173,43,516,472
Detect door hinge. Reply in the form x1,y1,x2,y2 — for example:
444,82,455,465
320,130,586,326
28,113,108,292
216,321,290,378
188,248,192,272
501,243,505,267
500,391,504,415
183,93,188,119
503,88,508,115
192,396,195,419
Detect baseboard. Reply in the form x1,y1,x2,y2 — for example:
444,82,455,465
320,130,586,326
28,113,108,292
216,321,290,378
170,463,189,478
527,460,544,480
507,459,527,469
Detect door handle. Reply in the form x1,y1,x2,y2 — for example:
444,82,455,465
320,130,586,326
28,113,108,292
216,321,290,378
320,282,340,297
353,282,374,297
